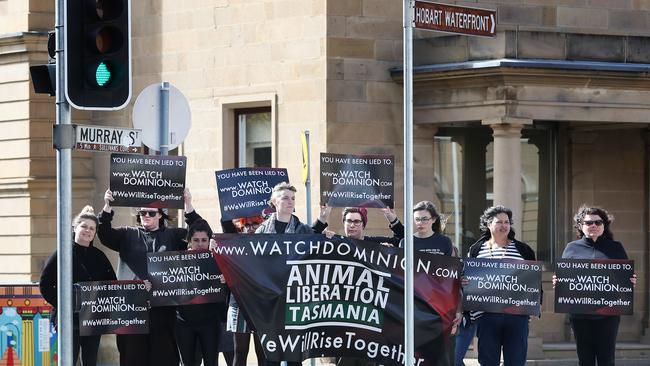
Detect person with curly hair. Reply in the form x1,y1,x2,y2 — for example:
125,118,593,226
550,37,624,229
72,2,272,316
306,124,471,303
466,205,536,366
560,205,636,366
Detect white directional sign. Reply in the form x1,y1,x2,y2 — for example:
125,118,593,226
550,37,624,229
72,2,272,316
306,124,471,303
75,125,142,153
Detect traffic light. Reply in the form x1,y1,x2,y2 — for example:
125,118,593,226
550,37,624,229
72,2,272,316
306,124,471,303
65,0,131,110
30,31,56,96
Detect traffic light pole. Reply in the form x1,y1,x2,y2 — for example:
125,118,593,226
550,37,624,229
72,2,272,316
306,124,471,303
56,0,74,364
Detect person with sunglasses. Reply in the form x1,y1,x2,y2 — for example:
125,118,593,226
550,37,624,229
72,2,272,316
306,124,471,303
97,188,202,366
560,205,636,366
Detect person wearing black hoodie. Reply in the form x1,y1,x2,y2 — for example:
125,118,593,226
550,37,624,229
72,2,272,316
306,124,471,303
175,219,228,366
98,188,201,366
40,205,117,366
561,205,636,366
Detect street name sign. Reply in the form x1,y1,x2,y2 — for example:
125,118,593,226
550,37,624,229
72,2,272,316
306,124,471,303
75,125,142,153
413,1,496,37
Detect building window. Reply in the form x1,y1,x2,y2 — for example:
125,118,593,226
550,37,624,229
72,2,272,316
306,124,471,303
235,107,272,168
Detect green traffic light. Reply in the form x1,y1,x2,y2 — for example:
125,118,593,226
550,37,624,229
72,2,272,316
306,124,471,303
95,62,111,86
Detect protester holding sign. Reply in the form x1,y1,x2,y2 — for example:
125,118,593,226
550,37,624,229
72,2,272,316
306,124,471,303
399,201,460,366
558,205,636,366
255,182,310,366
175,220,228,366
255,182,313,235
224,216,268,366
322,206,404,245
466,206,536,366
40,205,117,366
319,206,403,366
98,188,201,366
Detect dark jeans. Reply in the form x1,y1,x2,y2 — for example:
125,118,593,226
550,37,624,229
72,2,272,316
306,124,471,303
73,331,101,366
117,307,179,366
476,313,529,366
176,317,221,366
570,316,620,366
455,318,476,366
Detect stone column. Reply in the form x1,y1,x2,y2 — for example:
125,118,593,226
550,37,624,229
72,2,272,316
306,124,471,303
413,124,438,204
483,118,531,236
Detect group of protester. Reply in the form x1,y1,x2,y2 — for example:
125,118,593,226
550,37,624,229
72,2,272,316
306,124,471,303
39,181,635,366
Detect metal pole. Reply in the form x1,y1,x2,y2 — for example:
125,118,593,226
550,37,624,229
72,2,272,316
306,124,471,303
160,81,170,155
452,143,461,249
403,1,415,366
304,131,312,225
56,0,73,364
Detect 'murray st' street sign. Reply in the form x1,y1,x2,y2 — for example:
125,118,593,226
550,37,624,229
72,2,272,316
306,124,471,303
75,125,142,153
413,1,497,37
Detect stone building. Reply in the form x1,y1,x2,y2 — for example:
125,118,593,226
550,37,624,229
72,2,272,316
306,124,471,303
1,0,650,362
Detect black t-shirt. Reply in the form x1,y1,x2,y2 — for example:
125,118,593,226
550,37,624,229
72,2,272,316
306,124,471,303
401,233,453,256
274,220,288,234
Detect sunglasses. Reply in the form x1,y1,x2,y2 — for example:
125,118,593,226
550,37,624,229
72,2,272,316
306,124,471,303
138,211,159,218
582,220,603,226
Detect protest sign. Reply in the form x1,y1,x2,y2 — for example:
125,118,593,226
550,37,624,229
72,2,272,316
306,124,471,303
320,153,394,208
555,259,634,315
77,280,149,336
462,258,542,315
215,167,288,220
109,153,186,208
212,233,461,366
147,249,227,307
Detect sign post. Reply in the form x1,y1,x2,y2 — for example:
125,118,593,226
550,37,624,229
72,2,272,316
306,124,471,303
301,131,312,225
57,0,74,364
403,1,497,364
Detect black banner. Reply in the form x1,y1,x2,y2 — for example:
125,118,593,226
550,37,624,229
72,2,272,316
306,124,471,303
320,153,394,208
147,250,227,307
462,258,542,315
109,153,186,208
77,280,149,336
554,259,634,315
216,167,289,220
212,234,461,366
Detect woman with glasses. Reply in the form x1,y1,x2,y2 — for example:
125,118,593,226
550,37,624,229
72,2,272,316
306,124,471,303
322,206,404,245
560,205,636,366
401,200,456,256
399,201,460,366
466,205,536,366
97,188,202,366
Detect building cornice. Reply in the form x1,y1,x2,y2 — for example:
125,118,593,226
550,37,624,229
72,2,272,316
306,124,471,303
0,31,49,62
391,58,650,90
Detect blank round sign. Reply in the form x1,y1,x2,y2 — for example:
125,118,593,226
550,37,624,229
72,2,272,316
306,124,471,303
132,83,191,151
